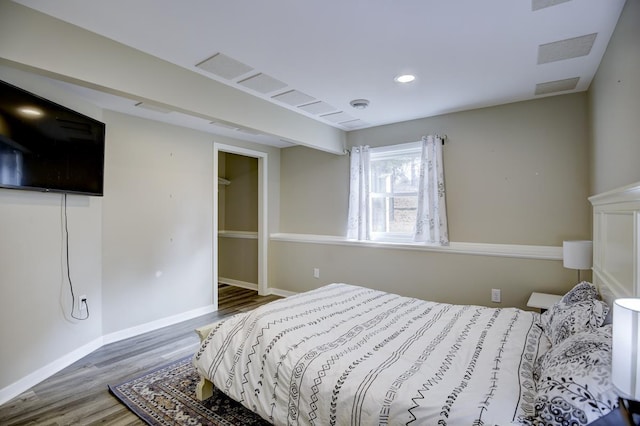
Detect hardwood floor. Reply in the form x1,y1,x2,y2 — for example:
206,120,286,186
0,286,281,425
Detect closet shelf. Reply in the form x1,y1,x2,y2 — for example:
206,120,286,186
218,230,258,240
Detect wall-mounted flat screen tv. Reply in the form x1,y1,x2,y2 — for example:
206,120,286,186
0,79,105,196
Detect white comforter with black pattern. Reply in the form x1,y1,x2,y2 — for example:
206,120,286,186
194,283,546,425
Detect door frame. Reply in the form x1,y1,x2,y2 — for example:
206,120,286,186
213,143,268,308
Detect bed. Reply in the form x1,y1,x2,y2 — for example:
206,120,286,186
193,181,640,425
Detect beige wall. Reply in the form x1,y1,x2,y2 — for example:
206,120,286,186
218,237,259,284
349,94,591,245
588,0,640,194
218,152,226,230
280,146,350,235
281,94,590,244
223,153,258,232
270,242,575,310
274,94,591,307
218,153,259,285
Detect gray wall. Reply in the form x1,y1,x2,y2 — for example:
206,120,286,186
0,68,104,392
589,0,640,194
0,66,282,399
274,94,592,308
101,111,214,334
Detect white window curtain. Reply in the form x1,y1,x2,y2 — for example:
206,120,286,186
414,135,449,245
347,145,370,240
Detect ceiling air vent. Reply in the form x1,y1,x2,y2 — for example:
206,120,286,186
238,73,287,94
532,0,571,11
538,33,597,64
535,77,580,95
196,53,254,80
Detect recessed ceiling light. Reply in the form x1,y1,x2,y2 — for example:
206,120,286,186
17,106,43,117
394,74,416,83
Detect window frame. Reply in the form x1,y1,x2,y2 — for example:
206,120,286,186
368,141,422,243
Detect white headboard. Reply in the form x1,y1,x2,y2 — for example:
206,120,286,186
589,181,640,307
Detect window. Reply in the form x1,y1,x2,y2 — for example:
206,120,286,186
348,136,448,245
369,142,422,242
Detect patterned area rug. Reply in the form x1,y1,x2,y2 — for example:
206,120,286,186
109,356,269,425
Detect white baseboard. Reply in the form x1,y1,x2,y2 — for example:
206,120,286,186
102,304,217,345
1,304,218,405
218,277,258,291
268,288,298,298
218,278,297,298
0,336,103,406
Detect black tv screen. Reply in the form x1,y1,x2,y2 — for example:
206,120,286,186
0,79,105,196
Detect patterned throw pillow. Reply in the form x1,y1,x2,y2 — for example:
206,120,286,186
546,299,609,345
540,282,609,345
559,281,600,304
527,326,618,426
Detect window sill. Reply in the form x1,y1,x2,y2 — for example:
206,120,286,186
269,233,562,260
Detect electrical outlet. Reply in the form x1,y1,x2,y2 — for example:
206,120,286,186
313,268,320,279
79,295,87,312
491,289,501,303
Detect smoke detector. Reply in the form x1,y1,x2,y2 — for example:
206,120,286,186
350,99,370,110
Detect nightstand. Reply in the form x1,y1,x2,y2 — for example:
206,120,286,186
527,292,562,313
620,397,640,426
588,398,639,425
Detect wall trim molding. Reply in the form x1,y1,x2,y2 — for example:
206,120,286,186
588,179,640,206
0,336,104,406
270,233,562,260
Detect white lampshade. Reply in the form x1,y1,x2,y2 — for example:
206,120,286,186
562,240,593,270
612,298,640,400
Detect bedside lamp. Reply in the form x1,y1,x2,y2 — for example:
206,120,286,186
612,298,640,423
563,240,592,281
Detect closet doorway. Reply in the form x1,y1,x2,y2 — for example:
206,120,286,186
213,143,268,309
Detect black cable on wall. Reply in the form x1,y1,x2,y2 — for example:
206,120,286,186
64,193,89,321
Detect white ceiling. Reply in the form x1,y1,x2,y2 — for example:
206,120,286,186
12,0,627,147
